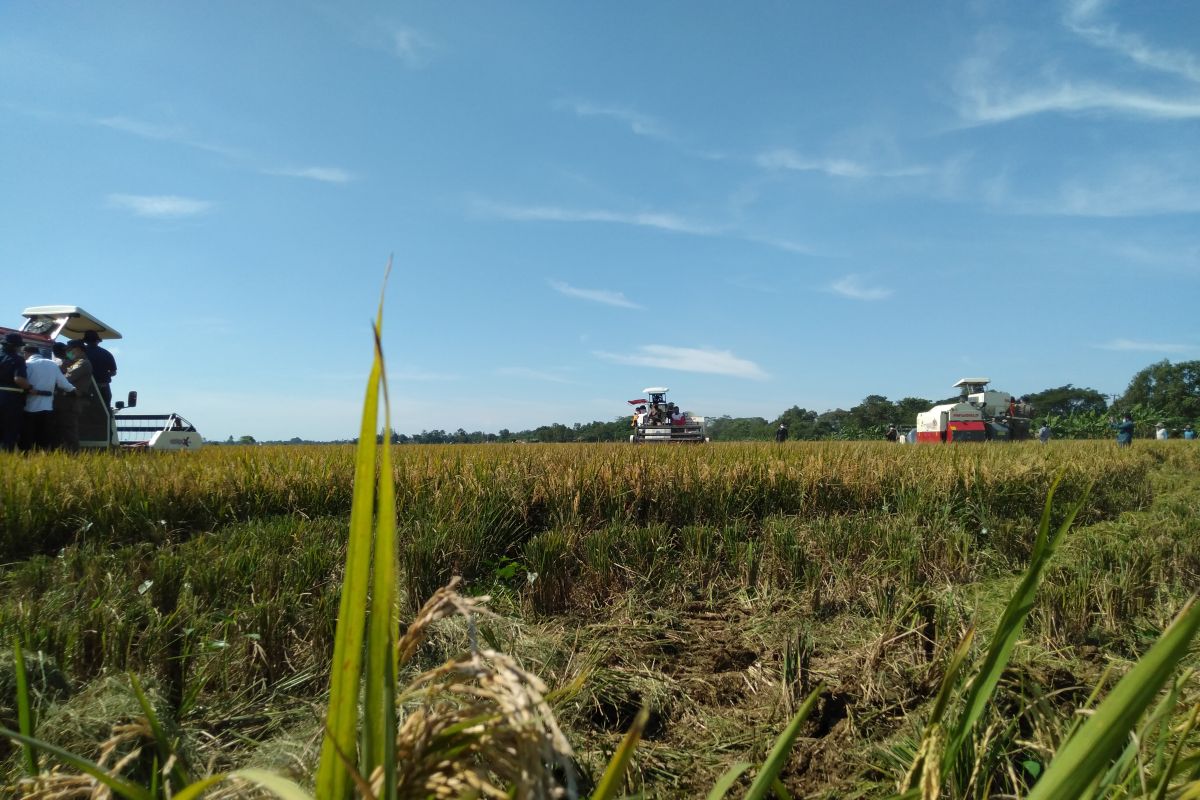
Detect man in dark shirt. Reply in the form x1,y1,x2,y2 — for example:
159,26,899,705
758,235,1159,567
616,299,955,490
83,330,118,407
0,332,33,451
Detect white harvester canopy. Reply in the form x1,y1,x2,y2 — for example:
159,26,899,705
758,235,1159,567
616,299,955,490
21,306,122,341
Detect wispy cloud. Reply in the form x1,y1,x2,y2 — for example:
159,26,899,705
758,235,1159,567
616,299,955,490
829,274,892,301
595,345,768,380
757,148,930,178
1065,0,1200,84
392,369,461,381
476,199,718,236
266,166,355,184
107,194,212,218
495,367,576,384
550,280,642,309
985,157,1200,217
392,26,434,67
560,100,671,140
1096,339,1192,354
474,197,827,257
957,81,1200,123
954,26,1200,125
96,115,244,157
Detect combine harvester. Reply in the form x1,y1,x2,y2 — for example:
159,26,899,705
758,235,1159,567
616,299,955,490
915,378,1032,443
4,306,203,451
627,387,710,443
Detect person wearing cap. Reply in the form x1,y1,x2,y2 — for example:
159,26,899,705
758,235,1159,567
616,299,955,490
885,424,899,442
1184,425,1195,440
775,422,789,442
1155,422,1169,441
0,333,33,451
55,339,94,452
22,344,74,451
82,330,117,408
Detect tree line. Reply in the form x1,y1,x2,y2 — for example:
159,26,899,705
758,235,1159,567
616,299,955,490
228,359,1198,444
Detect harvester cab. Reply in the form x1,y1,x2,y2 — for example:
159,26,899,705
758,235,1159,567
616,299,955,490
9,306,204,451
628,386,710,443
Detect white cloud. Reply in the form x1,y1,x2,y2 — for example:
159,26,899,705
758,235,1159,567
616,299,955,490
957,82,1200,123
829,274,892,301
96,115,243,157
107,194,212,218
1097,339,1192,354
392,27,433,66
495,367,576,384
476,199,718,236
953,25,1200,125
474,197,827,256
550,280,642,309
985,158,1200,217
562,101,671,139
756,148,930,178
390,369,461,382
1065,0,1200,84
595,345,768,380
267,166,355,184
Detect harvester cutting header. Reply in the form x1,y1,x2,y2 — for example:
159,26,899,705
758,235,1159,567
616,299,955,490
627,387,710,443
916,378,1032,443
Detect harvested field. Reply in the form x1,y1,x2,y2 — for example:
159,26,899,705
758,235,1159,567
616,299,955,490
0,441,1197,797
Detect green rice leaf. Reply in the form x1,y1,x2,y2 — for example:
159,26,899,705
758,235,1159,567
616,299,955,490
174,769,315,800
316,300,385,800
0,726,153,800
590,706,648,800
12,639,37,776
130,672,190,790
745,683,824,800
1026,597,1200,800
944,473,1087,769
704,761,751,800
364,296,398,800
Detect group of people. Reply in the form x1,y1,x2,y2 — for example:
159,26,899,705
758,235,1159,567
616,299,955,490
1112,415,1196,445
632,402,687,427
0,330,117,452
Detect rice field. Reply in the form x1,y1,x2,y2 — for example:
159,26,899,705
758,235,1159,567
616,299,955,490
0,440,1197,798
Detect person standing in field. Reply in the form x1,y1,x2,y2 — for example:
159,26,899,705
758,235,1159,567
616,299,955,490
56,340,93,452
0,333,33,451
22,344,74,451
1113,413,1135,447
885,424,899,442
1155,422,1169,440
1185,425,1196,440
83,330,117,408
1038,423,1051,444
775,422,788,442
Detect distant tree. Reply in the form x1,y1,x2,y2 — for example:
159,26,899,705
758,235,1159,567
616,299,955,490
773,406,821,440
708,415,772,441
237,435,256,445
1119,360,1200,421
847,395,895,433
1025,385,1108,418
894,397,933,426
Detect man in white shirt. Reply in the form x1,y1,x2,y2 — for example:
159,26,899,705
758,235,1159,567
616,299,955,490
22,345,74,450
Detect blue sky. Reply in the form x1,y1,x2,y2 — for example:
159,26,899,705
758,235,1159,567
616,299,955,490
2,1,1197,440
